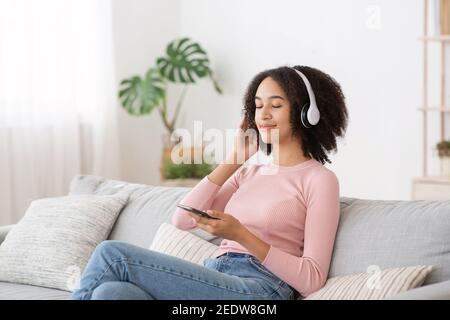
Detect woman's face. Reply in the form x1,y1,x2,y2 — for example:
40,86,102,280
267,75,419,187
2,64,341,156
254,76,293,145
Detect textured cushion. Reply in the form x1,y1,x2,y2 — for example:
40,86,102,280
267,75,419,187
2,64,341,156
69,175,223,248
306,265,433,300
149,223,219,265
0,194,128,292
0,282,71,300
329,197,450,285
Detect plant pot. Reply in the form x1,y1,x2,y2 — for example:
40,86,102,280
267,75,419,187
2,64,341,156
160,133,180,181
440,156,450,177
159,133,211,181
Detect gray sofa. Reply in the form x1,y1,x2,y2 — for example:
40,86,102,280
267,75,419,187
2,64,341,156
1,174,450,300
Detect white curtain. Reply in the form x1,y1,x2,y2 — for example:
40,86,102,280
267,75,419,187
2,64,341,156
0,0,120,225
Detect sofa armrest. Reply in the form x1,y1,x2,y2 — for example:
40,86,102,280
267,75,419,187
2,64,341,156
385,280,450,300
0,224,15,245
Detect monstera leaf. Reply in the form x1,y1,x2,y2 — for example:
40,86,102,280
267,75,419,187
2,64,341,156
118,37,223,138
157,37,222,94
119,67,165,116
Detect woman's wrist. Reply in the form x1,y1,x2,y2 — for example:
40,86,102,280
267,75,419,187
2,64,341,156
235,226,270,262
224,151,238,165
233,225,250,242
207,157,242,186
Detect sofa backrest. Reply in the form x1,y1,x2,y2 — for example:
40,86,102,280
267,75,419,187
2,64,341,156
329,197,450,285
69,175,221,249
70,175,450,285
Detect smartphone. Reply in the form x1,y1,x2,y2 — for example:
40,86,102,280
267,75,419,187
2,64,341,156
176,203,221,220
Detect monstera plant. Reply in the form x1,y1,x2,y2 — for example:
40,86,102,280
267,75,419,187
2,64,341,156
118,37,222,181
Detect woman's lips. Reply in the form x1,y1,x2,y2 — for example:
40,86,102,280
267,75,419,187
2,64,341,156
260,125,277,130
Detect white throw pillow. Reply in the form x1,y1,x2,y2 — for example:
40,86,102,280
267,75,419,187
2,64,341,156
305,265,433,300
149,223,219,265
0,194,128,292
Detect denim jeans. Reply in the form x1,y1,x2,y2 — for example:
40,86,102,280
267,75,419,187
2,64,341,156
71,240,296,300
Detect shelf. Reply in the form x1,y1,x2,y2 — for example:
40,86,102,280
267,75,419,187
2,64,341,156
413,176,450,184
417,107,450,112
412,176,450,200
413,0,450,200
418,35,450,42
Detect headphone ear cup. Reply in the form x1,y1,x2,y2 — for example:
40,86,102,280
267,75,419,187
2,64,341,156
301,103,311,128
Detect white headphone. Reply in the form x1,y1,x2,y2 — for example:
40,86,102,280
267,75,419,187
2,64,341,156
291,67,320,128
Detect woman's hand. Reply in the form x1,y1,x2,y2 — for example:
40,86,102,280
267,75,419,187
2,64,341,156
187,210,248,242
229,115,258,164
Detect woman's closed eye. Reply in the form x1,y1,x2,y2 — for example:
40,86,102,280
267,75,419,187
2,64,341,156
255,105,282,109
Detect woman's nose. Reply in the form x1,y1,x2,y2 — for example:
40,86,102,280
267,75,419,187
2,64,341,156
261,108,272,119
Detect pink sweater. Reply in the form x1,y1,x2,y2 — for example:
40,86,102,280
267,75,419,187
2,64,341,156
171,158,340,297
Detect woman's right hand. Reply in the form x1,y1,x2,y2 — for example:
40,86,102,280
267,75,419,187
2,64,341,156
228,115,258,164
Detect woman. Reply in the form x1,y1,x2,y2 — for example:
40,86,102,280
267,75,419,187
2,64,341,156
71,65,348,300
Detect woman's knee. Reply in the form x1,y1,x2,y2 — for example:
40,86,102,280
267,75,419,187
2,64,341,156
91,281,153,300
95,240,125,253
92,240,127,261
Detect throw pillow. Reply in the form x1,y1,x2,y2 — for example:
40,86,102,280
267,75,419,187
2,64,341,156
305,265,433,300
149,223,218,265
0,193,129,292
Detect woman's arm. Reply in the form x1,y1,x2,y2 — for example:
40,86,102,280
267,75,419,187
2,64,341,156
207,153,242,186
171,153,243,230
236,229,271,262
260,170,340,298
172,115,257,230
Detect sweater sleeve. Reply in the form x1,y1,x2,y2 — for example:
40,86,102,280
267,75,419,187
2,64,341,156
261,170,340,298
171,166,243,230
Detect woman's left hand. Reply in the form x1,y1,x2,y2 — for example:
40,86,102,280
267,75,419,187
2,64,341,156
187,210,248,242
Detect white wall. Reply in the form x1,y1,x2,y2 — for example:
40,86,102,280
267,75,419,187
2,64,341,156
111,0,181,185
113,0,441,200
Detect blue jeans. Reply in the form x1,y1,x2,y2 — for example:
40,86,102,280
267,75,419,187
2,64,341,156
71,240,296,300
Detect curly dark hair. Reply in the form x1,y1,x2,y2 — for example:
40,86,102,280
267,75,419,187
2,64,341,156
242,65,348,165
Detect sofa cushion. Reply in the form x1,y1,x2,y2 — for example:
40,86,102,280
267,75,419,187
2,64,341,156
149,223,219,265
305,265,433,300
0,282,71,300
69,175,223,248
329,197,450,285
0,194,128,292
